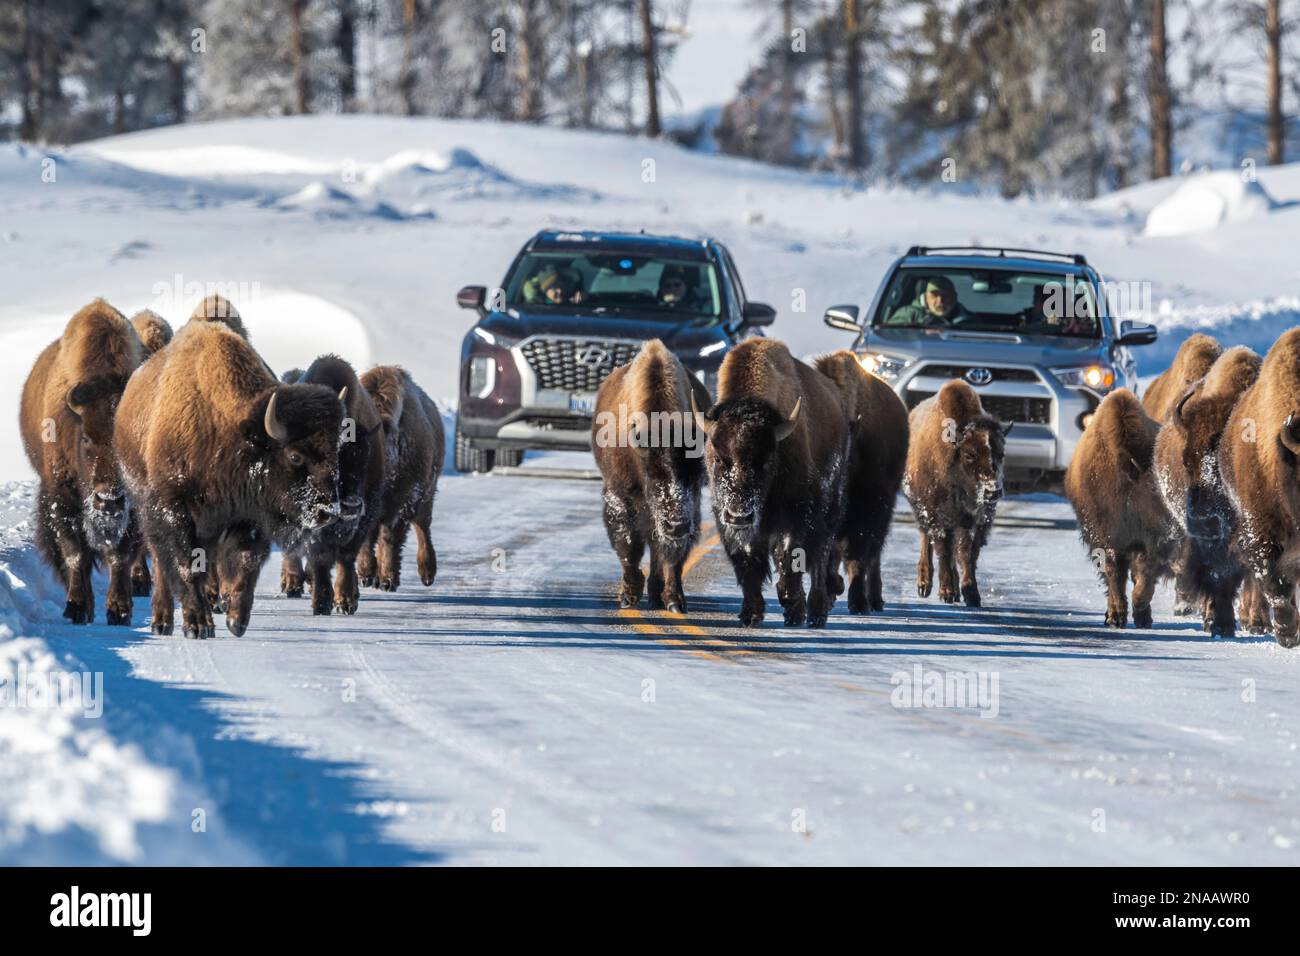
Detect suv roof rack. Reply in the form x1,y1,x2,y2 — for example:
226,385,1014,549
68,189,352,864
905,245,1088,267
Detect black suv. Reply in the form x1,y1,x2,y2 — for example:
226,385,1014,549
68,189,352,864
453,229,775,472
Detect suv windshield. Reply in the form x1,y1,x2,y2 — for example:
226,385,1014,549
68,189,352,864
874,267,1100,338
506,251,723,320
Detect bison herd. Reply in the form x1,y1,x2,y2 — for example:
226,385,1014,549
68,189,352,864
20,296,442,638
20,302,1300,649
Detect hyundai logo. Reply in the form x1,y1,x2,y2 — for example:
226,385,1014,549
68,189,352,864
576,345,611,369
964,367,993,387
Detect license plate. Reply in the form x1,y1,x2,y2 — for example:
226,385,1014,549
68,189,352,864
568,392,597,415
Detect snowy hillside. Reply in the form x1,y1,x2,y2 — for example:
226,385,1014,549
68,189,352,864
2,116,1300,866
5,115,1300,476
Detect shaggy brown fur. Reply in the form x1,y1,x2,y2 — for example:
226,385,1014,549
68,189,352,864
188,294,249,338
1065,389,1179,628
1142,333,1222,422
355,366,444,592
19,299,147,625
114,320,345,637
815,351,909,613
279,356,386,615
130,309,173,355
592,339,710,612
903,380,1009,607
1154,346,1264,636
1219,328,1300,647
696,338,849,628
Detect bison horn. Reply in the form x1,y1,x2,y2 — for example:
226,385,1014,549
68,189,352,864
1172,388,1194,435
338,386,348,406
689,389,713,437
1282,413,1300,457
773,396,802,443
264,390,290,442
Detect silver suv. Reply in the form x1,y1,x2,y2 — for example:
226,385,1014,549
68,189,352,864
823,246,1158,492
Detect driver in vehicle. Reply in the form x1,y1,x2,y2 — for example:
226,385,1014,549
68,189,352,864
886,275,971,326
1019,284,1095,336
656,265,700,309
523,265,585,305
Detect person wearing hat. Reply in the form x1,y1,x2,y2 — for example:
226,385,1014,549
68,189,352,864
657,264,698,308
523,265,584,305
886,274,970,326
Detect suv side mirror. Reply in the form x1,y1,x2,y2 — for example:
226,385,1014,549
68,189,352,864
742,301,776,327
824,304,862,333
457,285,487,314
1117,320,1157,346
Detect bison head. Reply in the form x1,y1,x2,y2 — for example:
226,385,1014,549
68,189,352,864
627,415,701,545
954,419,1011,512
214,522,271,637
66,376,131,544
242,384,346,532
693,392,800,534
1172,388,1236,543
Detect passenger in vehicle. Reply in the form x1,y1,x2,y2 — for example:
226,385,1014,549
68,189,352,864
886,275,971,326
1019,284,1095,336
656,265,703,310
523,265,585,305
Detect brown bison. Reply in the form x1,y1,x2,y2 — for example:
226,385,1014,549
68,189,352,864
1065,389,1179,628
1142,333,1222,423
1154,346,1264,636
593,339,710,612
188,294,250,338
279,356,386,614
129,309,173,355
903,380,1010,607
1219,328,1300,647
693,338,849,628
114,320,346,637
355,367,444,593
815,350,909,613
19,299,147,624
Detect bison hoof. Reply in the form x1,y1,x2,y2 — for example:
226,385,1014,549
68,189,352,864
961,587,982,609
63,601,91,624
1172,598,1197,616
311,603,332,616
664,600,684,615
282,584,303,598
105,606,131,626
1133,608,1154,629
335,600,358,615
151,620,173,636
870,595,885,612
359,573,377,589
806,612,828,629
783,603,807,627
1104,612,1127,629
917,581,932,599
378,577,399,592
226,617,247,637
739,600,765,628
939,587,959,604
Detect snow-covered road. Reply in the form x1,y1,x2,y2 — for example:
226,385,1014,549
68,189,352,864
6,457,1298,866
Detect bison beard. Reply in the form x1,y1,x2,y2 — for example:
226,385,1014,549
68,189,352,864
114,320,345,638
354,366,443,594
279,356,386,615
19,299,147,626
592,339,708,613
697,339,849,629
903,380,1010,608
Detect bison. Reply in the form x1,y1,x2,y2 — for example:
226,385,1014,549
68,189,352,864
354,366,444,593
129,309,173,355
114,319,345,637
815,350,909,613
279,356,386,615
692,338,849,628
19,299,147,625
1065,388,1179,628
1142,333,1222,423
903,380,1010,607
1154,346,1264,636
1218,328,1300,647
592,339,710,612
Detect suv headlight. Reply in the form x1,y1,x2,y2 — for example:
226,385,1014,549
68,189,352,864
857,352,911,382
468,356,496,397
1051,364,1115,392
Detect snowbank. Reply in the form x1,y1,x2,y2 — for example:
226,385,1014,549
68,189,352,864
1143,171,1279,237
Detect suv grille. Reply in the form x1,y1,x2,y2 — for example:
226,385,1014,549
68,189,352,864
520,338,641,392
907,390,1051,425
917,364,1039,383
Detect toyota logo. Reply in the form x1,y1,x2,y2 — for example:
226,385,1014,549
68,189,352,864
576,345,611,369
964,367,993,387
